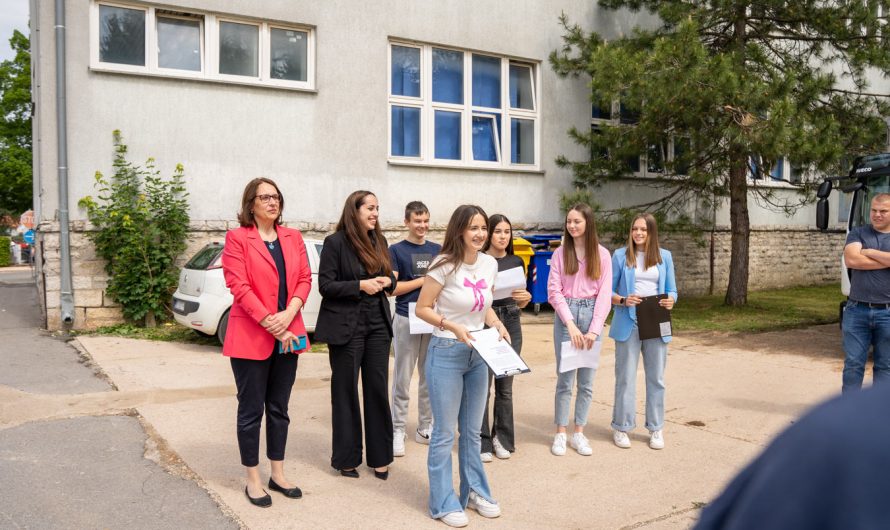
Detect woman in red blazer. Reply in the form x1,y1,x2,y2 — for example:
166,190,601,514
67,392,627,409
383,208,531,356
222,178,311,508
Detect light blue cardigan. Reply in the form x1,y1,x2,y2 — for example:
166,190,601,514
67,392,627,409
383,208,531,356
608,247,678,343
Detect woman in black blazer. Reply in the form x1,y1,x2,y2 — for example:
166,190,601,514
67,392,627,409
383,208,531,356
315,190,397,480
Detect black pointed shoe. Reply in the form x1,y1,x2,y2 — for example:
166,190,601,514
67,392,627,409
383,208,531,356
268,478,302,499
373,468,389,481
245,486,272,508
338,468,360,478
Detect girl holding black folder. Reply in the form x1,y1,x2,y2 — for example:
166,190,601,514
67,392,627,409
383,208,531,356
609,213,677,451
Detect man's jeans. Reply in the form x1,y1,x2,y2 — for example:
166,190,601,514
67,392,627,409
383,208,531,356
842,300,890,394
390,314,432,432
611,325,668,433
425,336,495,519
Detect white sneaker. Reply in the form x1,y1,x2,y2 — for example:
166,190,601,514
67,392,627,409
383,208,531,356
393,428,406,457
467,491,501,518
613,430,631,449
551,433,567,456
480,452,493,463
570,432,593,456
416,426,431,445
440,511,469,527
492,437,511,460
649,430,665,450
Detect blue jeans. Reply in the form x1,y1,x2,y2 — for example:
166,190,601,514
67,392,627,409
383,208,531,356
425,336,495,519
554,298,599,427
612,325,668,432
842,301,890,393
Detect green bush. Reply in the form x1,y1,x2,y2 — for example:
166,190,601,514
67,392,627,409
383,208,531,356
0,236,10,267
78,131,189,327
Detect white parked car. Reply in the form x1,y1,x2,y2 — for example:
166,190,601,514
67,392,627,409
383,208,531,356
172,239,324,344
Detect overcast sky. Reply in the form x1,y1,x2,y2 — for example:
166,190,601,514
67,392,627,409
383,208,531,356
1,0,29,62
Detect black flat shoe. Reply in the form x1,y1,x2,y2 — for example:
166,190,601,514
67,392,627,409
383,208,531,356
245,486,272,508
339,468,359,478
373,469,389,481
268,478,302,499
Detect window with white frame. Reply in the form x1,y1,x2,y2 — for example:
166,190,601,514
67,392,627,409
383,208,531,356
92,2,314,90
388,41,540,170
591,98,694,178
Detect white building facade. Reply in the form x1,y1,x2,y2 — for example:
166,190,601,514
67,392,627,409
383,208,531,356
30,0,857,329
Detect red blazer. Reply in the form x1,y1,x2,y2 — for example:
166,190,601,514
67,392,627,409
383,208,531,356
221,225,312,360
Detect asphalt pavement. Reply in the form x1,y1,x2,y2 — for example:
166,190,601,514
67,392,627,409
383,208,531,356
0,266,238,529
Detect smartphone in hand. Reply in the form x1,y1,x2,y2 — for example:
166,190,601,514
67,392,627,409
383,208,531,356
276,335,308,354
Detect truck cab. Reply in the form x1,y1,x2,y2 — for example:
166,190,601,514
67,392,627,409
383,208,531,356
816,153,890,320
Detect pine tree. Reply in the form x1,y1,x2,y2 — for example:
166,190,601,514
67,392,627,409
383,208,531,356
551,1,890,305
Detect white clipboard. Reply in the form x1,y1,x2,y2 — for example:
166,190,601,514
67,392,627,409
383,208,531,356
469,328,531,379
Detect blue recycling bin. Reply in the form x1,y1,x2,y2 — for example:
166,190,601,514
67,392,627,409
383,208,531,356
523,235,562,314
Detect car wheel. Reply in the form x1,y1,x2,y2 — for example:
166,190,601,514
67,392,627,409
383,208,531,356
217,309,230,345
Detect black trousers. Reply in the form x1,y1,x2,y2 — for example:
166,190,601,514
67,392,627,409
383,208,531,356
481,303,523,453
230,351,299,467
329,297,394,469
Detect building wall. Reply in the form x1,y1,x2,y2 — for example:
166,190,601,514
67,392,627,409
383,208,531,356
32,1,851,329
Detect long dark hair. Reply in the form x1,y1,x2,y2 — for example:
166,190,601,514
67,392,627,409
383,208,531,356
562,203,602,280
428,205,489,276
625,213,663,269
482,213,514,255
336,190,392,276
237,177,284,227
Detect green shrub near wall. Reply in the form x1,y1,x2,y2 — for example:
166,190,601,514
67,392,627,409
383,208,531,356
0,236,10,267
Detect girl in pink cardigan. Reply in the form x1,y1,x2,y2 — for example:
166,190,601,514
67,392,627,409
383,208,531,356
546,203,613,456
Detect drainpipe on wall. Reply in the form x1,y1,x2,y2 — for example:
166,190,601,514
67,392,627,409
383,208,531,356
55,0,74,326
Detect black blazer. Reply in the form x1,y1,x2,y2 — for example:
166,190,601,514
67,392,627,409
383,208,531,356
314,231,397,345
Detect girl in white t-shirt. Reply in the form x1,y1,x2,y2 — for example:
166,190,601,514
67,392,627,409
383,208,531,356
416,205,511,528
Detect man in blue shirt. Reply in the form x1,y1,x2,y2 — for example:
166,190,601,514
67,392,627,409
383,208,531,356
388,201,441,456
841,193,890,393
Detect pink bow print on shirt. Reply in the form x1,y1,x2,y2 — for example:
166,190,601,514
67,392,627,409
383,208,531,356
463,278,488,312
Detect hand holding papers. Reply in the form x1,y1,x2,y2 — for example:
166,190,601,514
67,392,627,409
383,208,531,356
408,302,434,334
469,328,530,379
558,340,602,373
492,267,527,300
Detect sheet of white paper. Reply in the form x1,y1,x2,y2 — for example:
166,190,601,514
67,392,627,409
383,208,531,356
492,266,527,300
558,340,602,373
408,302,435,334
469,328,530,377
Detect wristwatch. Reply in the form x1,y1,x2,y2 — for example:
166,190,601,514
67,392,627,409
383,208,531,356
619,297,626,306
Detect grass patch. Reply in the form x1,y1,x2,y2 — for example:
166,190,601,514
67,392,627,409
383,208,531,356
80,321,329,352
79,322,220,345
672,283,845,333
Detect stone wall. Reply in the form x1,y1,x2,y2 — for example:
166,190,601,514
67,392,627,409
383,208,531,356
36,220,846,330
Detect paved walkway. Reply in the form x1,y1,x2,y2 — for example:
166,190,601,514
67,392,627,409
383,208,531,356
52,320,847,529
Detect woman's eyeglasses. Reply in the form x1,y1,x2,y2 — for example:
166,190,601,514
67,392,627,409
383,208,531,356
255,194,281,204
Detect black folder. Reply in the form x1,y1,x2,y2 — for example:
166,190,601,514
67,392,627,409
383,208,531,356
637,294,672,340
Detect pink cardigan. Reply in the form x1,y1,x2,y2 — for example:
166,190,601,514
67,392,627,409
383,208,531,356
546,244,613,335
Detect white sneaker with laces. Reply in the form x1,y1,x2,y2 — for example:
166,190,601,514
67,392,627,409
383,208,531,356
613,430,631,449
649,430,665,450
492,436,511,459
480,452,493,463
551,433,567,456
393,428,406,457
416,426,431,445
440,511,469,527
570,432,593,456
467,491,501,518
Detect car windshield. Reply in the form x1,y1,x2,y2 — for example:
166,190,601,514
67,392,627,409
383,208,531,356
185,245,223,270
